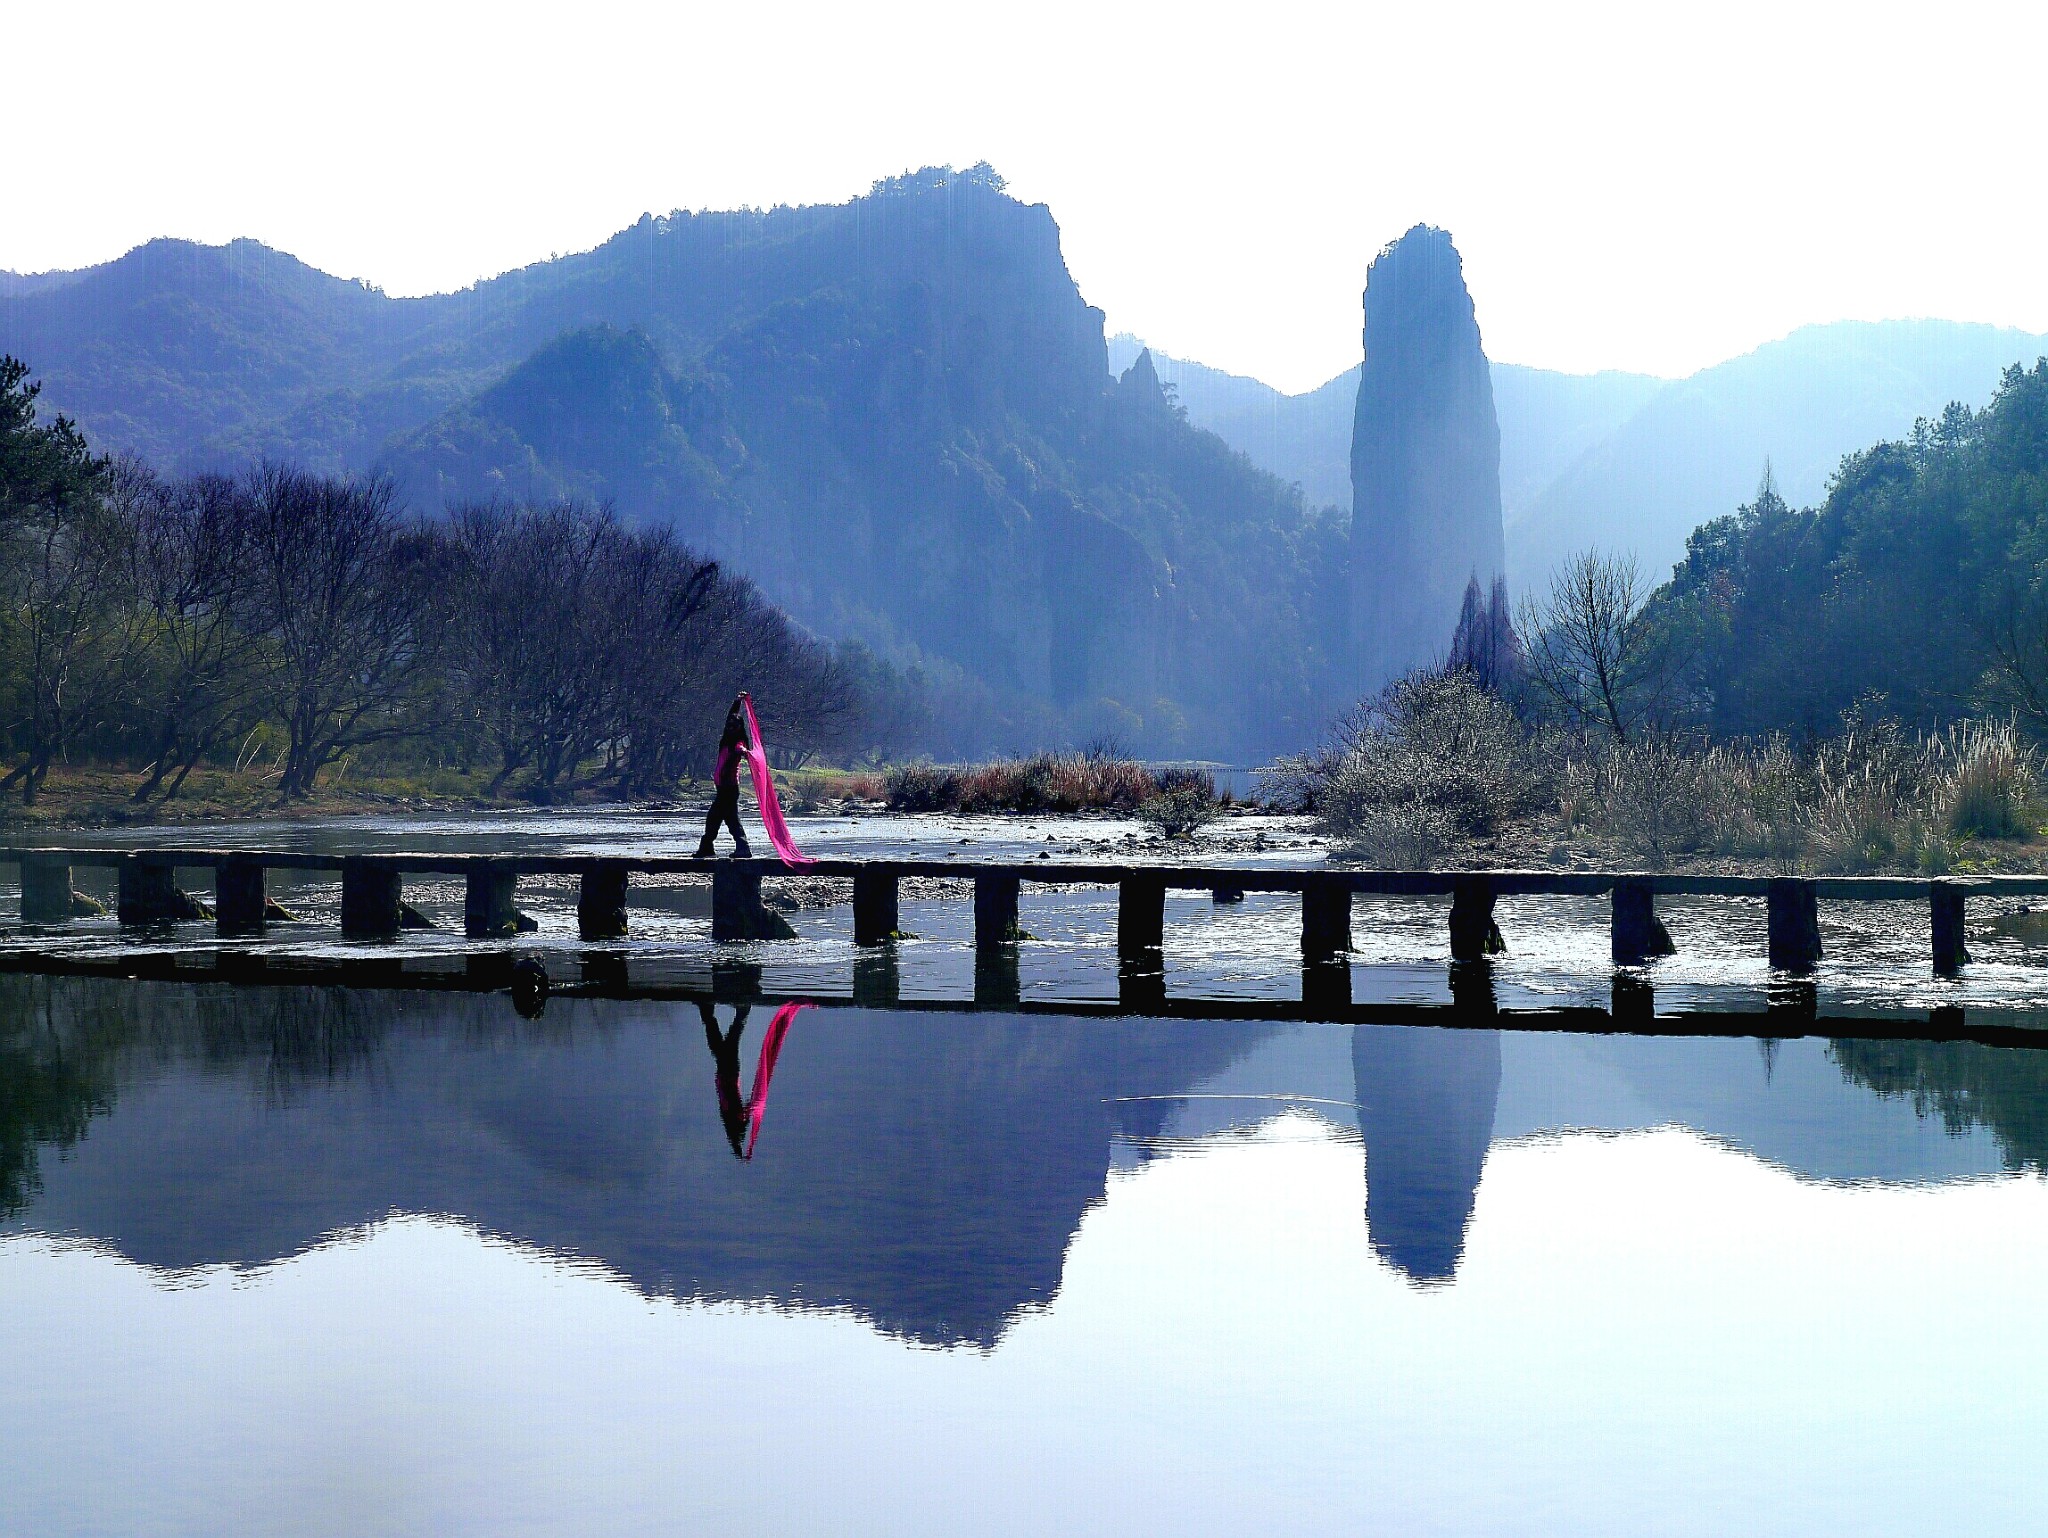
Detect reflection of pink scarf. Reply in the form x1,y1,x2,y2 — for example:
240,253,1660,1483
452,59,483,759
715,698,814,868
744,1000,809,1160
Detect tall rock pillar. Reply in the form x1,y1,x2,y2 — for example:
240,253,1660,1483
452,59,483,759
1350,225,1506,691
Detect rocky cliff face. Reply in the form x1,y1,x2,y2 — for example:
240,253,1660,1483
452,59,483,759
1350,226,1505,690
1,169,1337,758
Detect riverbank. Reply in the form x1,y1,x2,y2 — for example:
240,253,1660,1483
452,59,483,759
0,765,757,834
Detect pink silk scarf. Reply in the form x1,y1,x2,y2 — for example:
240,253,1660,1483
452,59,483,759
743,1000,809,1160
714,697,814,868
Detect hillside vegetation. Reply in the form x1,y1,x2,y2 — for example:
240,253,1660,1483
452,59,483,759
2,168,1343,761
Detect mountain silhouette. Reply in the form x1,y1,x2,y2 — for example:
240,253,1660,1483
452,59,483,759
0,168,1340,758
1350,1024,1502,1282
0,975,1264,1347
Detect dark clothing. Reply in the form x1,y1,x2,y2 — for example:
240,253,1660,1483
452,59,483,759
701,777,749,855
715,709,749,783
696,697,754,857
699,1002,752,1158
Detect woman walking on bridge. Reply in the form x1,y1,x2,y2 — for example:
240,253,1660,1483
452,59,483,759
695,693,814,867
696,695,755,858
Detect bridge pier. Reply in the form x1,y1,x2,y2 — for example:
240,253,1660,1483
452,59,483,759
1766,878,1821,973
1931,880,1969,976
216,858,267,938
119,859,203,924
340,859,402,939
974,874,1021,950
466,864,521,938
1449,875,1505,960
21,857,74,924
578,862,629,940
714,866,762,942
1611,879,1675,965
1301,875,1352,964
853,870,899,946
1118,873,1165,964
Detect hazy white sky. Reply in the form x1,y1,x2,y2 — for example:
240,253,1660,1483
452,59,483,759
7,0,2044,393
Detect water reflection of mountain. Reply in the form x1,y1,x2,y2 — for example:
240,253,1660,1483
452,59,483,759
4,975,2044,1334
0,977,1265,1347
1353,1027,1500,1282
1144,1019,2031,1285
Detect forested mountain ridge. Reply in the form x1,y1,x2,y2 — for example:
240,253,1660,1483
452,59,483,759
1658,360,2048,737
0,238,442,465
0,169,1338,759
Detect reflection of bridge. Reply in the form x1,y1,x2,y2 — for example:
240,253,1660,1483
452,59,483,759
0,945,2036,1048
2,976,2031,1343
5,844,2043,983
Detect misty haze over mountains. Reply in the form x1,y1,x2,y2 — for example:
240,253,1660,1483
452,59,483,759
6,164,2046,761
1117,318,2048,592
1,169,1350,760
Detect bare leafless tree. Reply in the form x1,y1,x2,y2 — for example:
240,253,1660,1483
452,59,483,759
0,461,147,802
242,465,439,799
1516,549,1680,742
119,464,267,802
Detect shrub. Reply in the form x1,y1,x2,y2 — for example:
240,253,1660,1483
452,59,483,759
1336,797,1457,869
1137,767,1220,838
1932,718,2037,840
885,751,1157,814
884,761,964,812
1315,671,1539,850
1580,737,1742,869
841,771,887,801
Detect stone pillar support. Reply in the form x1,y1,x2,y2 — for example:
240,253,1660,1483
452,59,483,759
974,874,1021,951
1301,875,1352,965
1931,881,1969,977
1449,876,1505,961
713,865,763,943
21,858,74,925
578,862,629,941
1766,878,1822,974
1611,879,1676,965
118,859,184,925
215,858,268,938
340,859,402,939
1117,873,1166,964
465,864,520,938
852,870,900,947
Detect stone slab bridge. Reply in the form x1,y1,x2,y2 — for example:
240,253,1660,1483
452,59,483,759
0,846,2033,983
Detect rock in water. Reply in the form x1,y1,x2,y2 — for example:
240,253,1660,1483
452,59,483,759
1350,226,1506,690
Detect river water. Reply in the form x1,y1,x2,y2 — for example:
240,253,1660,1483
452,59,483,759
9,808,2048,1018
2,812,2046,1532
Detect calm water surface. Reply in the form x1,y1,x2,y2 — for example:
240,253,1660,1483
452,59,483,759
4,812,2048,1532
2,970,2046,1536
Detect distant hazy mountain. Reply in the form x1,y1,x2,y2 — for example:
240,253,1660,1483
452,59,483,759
0,170,1345,759
1107,335,1662,522
1119,319,2048,597
1506,319,2048,589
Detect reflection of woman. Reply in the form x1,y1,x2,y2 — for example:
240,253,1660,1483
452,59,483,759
699,1001,752,1158
694,694,754,859
697,999,810,1161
